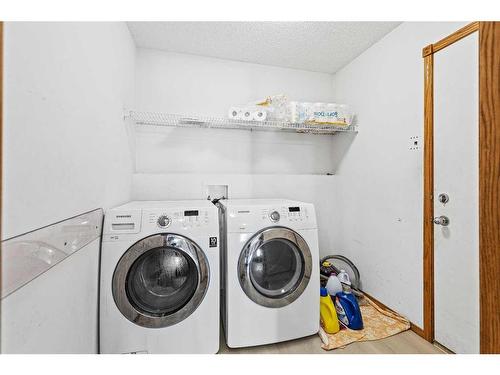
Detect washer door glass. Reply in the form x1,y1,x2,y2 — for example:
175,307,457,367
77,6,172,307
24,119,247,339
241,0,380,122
126,247,198,316
113,233,209,328
249,238,303,298
238,227,312,308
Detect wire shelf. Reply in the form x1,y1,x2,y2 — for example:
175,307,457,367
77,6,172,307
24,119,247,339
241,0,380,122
126,111,357,135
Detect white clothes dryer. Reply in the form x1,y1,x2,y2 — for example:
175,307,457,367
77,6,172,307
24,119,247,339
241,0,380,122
218,199,319,348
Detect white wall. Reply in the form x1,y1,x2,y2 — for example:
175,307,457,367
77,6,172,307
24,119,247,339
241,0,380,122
134,49,338,175
3,22,136,239
135,127,339,175
330,22,468,327
133,48,343,252
135,48,335,117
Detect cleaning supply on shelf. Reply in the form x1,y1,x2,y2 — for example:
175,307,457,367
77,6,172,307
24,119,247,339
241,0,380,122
326,274,343,297
320,287,340,334
335,291,364,330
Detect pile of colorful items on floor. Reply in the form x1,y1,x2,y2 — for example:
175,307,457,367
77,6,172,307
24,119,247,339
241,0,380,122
319,256,411,350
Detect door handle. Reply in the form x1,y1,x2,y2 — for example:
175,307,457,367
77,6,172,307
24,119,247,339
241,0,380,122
433,215,450,226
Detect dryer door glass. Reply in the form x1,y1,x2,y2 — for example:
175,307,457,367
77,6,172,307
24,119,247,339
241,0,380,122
238,227,312,308
126,247,198,316
249,238,303,298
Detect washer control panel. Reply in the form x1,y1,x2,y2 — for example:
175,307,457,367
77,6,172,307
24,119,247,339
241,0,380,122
146,209,210,230
103,202,219,243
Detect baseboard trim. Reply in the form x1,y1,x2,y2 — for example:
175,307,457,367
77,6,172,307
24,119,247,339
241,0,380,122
410,323,425,338
360,290,425,339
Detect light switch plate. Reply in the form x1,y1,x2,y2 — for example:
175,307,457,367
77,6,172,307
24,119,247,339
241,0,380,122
409,136,420,151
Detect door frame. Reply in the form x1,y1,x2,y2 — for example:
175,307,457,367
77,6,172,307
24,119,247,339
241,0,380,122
422,21,500,353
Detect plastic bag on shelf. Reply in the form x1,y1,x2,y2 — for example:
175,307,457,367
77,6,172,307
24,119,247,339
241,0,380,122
307,103,352,127
287,101,352,126
228,95,353,127
254,94,288,121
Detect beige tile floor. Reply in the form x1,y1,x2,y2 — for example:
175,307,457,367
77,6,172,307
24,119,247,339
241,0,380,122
218,330,446,354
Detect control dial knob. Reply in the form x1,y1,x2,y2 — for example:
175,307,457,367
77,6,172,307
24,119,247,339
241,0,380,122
157,215,171,228
269,211,280,222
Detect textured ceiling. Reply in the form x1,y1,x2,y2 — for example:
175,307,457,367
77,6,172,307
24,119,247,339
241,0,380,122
127,22,400,74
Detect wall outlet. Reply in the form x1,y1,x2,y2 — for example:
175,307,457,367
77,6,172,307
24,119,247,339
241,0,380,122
206,185,228,201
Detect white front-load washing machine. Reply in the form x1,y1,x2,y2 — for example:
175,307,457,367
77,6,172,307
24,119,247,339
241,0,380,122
100,200,219,354
218,199,319,348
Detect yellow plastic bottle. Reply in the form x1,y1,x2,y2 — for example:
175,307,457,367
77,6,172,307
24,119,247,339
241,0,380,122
320,287,340,334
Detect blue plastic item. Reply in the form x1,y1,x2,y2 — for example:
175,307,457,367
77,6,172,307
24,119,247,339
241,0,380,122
320,287,328,297
335,291,364,330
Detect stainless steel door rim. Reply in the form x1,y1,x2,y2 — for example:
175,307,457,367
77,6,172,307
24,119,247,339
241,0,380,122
238,226,312,308
112,233,209,328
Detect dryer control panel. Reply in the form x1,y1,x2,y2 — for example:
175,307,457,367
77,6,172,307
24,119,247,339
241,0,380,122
260,205,310,224
226,202,317,233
